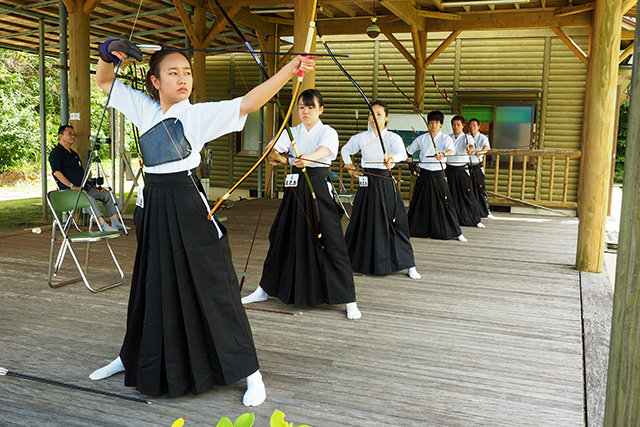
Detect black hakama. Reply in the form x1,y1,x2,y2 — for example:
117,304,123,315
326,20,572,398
470,163,491,217
407,169,462,239
344,168,415,275
259,167,356,307
446,164,482,226
120,170,259,397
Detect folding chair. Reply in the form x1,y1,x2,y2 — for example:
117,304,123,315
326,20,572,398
46,190,125,293
328,172,357,219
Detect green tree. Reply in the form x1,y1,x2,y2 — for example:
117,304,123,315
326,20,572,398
615,101,628,184
0,49,61,171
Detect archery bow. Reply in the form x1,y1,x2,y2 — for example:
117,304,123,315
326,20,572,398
316,24,398,226
206,0,320,239
382,65,450,202
208,0,323,245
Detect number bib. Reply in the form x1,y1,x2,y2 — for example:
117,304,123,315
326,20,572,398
285,174,299,188
359,176,369,187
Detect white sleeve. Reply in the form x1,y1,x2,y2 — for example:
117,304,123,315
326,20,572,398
320,126,339,157
341,134,361,164
406,137,421,155
388,132,408,162
443,134,455,152
184,98,247,152
108,80,158,130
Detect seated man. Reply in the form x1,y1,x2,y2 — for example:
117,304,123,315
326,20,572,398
49,125,128,231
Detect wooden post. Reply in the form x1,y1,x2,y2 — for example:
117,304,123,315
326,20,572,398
575,0,623,273
192,6,206,104
265,34,277,196
412,28,427,110
292,0,316,126
604,4,640,424
67,0,91,162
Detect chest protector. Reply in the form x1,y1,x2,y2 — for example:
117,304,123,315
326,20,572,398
139,118,192,167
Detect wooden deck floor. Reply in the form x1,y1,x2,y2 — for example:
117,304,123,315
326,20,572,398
0,200,585,426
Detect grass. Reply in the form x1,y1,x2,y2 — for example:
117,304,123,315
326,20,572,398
0,193,137,235
0,197,48,234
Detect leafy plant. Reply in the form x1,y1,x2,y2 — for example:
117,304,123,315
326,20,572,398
615,101,628,184
171,410,310,427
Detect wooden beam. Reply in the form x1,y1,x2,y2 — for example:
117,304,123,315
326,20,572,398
173,0,201,48
380,1,427,31
280,9,593,37
415,9,461,20
620,41,634,63
233,7,278,36
293,0,316,111
259,16,295,26
318,7,334,19
431,0,445,12
423,29,462,68
277,45,293,69
622,0,637,15
555,2,595,18
332,2,356,18
411,25,425,64
82,0,101,15
415,9,592,33
550,26,588,66
383,31,416,68
202,4,241,47
256,29,273,75
62,0,75,13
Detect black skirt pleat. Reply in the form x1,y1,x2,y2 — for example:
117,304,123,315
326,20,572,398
120,170,259,397
407,169,462,239
259,167,356,307
344,169,415,275
446,164,482,226
470,164,490,217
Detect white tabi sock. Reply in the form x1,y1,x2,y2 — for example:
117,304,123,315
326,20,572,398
241,287,268,304
476,222,485,228
243,370,266,406
346,302,362,320
408,267,421,280
89,356,124,380
458,234,468,242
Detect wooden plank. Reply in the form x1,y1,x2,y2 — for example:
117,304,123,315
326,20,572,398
0,202,592,426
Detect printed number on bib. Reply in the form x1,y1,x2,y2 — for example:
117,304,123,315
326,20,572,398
359,176,368,187
285,174,299,188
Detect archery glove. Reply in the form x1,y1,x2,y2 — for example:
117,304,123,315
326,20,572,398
99,39,143,64
267,150,288,166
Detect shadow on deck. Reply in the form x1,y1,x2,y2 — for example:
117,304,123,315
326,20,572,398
0,199,610,427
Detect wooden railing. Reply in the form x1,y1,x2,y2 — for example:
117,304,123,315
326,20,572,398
482,149,582,210
328,149,582,212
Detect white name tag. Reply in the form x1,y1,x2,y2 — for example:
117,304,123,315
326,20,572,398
135,186,144,208
359,176,368,187
285,174,299,188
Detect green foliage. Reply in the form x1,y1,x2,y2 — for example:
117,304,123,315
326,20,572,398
216,412,255,427
171,409,311,427
0,49,144,172
0,50,61,171
615,101,628,184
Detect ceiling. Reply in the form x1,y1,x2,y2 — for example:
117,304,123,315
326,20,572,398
0,0,636,60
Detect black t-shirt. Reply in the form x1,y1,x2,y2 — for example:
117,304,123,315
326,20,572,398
49,144,85,189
